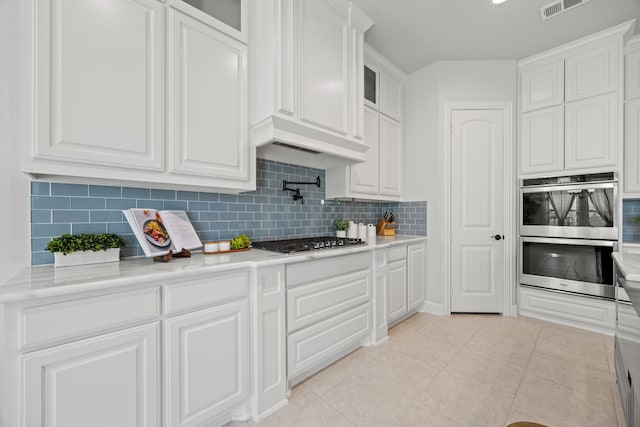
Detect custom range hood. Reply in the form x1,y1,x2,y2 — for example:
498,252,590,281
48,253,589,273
251,116,369,170
249,0,373,170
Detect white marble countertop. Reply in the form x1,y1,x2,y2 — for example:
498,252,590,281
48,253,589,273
0,235,427,304
613,252,640,282
613,252,640,314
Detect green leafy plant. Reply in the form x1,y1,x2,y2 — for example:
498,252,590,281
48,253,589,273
230,233,252,250
45,233,126,255
332,219,349,231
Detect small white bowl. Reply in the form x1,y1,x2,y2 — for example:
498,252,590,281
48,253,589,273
219,240,231,252
203,242,219,253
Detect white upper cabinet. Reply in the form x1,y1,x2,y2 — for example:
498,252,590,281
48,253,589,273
172,0,247,42
249,0,373,167
519,60,564,113
520,105,565,175
517,20,634,177
565,92,618,170
565,41,619,102
23,0,254,193
326,45,405,201
31,0,164,171
350,106,380,194
626,38,640,100
167,8,250,182
379,114,403,197
624,36,640,195
298,1,349,135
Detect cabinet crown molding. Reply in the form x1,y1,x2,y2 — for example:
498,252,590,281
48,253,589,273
518,19,635,67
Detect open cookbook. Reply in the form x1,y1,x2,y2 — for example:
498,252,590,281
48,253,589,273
123,209,202,257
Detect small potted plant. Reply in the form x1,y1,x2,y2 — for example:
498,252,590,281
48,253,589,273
333,219,349,238
46,233,126,268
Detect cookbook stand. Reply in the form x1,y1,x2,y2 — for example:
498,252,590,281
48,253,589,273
153,248,192,263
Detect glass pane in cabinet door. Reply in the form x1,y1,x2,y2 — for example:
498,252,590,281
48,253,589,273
183,0,242,32
364,66,377,104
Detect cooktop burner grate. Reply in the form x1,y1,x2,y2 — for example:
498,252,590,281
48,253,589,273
252,236,365,253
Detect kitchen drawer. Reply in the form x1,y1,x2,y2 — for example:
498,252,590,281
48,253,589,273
18,287,161,352
165,269,249,315
287,252,370,287
386,244,406,262
287,303,371,379
615,338,631,420
287,269,371,333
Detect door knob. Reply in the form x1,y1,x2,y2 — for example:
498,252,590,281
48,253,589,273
491,235,504,241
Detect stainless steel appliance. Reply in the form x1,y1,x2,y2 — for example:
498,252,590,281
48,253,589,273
520,172,617,240
252,236,365,253
519,172,619,299
520,236,616,299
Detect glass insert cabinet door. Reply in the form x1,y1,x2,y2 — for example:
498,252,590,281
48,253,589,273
173,0,247,42
522,185,614,228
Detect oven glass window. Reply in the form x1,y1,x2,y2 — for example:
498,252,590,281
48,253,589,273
522,188,614,227
522,241,613,285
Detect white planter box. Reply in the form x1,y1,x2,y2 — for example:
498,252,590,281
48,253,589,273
54,248,121,268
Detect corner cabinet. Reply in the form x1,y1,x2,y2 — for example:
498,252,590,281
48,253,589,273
326,45,405,201
517,21,633,178
22,0,255,193
249,0,373,167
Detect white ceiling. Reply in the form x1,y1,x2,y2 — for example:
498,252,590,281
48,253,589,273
351,0,640,74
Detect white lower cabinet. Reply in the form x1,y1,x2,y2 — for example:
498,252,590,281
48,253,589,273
386,243,426,326
387,258,408,324
22,323,160,427
165,299,249,427
285,252,372,384
407,243,426,312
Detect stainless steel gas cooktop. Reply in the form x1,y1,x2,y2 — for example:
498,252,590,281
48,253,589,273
252,236,365,254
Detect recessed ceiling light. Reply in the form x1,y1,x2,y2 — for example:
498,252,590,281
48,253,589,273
492,0,509,4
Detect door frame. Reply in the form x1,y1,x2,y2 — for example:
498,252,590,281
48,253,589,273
443,102,517,316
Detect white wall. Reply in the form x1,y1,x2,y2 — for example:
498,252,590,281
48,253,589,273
0,0,31,284
404,60,517,312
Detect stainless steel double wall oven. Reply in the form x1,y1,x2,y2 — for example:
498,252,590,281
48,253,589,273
519,172,618,299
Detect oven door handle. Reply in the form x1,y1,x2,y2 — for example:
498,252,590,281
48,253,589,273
521,182,615,193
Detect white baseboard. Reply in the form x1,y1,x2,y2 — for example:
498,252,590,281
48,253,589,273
422,300,445,316
253,399,288,422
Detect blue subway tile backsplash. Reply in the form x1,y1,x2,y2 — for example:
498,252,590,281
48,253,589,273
623,199,640,243
30,159,428,265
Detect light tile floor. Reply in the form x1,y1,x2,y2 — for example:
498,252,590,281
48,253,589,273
229,313,625,427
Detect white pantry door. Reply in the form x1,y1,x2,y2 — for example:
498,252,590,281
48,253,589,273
450,109,504,313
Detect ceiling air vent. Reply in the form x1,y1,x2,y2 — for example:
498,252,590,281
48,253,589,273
541,0,591,21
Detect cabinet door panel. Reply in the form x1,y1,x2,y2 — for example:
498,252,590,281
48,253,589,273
379,115,402,196
566,41,618,101
351,106,380,194
168,10,249,180
519,61,564,112
23,323,159,427
519,105,564,175
380,73,402,121
166,300,249,427
625,99,640,194
298,1,349,135
387,259,407,324
626,48,640,100
35,0,163,170
565,92,618,170
407,243,425,311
